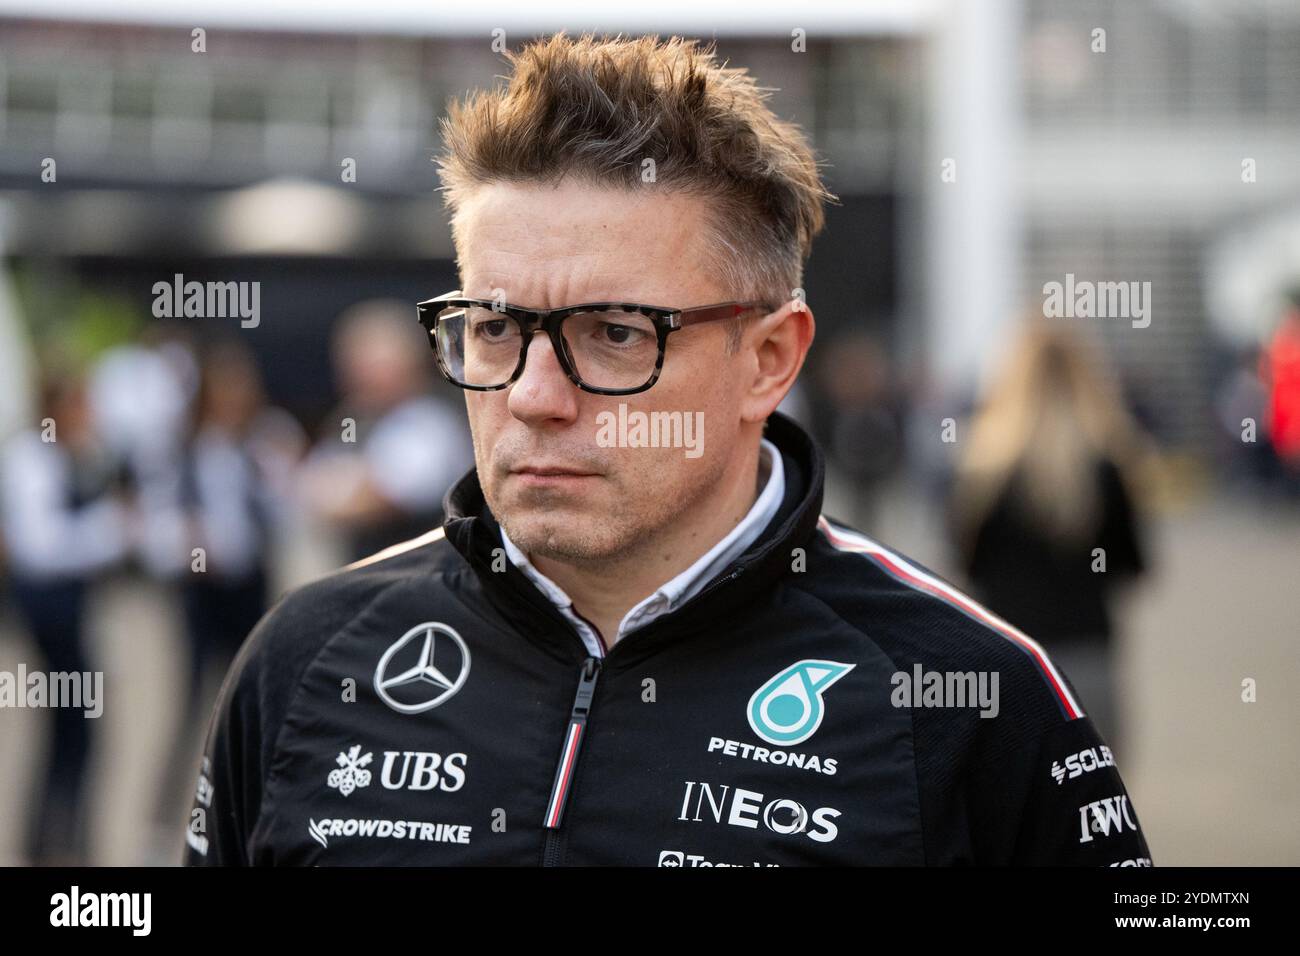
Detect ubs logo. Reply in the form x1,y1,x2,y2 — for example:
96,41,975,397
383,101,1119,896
373,622,471,715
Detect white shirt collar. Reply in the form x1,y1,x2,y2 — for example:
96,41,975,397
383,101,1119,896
499,438,786,657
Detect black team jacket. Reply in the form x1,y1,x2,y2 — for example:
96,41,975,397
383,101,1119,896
184,412,1153,867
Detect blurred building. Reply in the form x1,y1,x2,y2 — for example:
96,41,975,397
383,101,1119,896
1018,0,1300,453
4,3,1300,454
0,12,911,435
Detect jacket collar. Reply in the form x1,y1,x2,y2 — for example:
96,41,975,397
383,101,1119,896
441,410,825,662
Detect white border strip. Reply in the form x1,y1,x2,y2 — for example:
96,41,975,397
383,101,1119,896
343,526,447,572
0,0,942,36
817,516,1083,719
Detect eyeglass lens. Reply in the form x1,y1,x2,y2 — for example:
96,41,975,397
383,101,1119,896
434,305,660,390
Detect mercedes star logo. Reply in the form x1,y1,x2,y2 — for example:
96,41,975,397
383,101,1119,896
373,622,471,714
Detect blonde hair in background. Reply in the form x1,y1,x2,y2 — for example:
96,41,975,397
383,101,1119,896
954,317,1144,548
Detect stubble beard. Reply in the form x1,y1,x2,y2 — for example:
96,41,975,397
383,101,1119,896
489,456,727,570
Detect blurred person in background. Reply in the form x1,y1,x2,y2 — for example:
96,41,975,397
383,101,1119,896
948,320,1149,755
150,338,306,854
816,332,904,531
1215,344,1275,492
88,327,199,582
300,299,473,561
1261,291,1300,497
87,326,197,485
0,365,133,864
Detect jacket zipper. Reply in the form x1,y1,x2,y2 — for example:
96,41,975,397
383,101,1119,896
542,655,601,865
538,565,747,865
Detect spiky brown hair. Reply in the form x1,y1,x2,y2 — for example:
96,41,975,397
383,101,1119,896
435,32,836,343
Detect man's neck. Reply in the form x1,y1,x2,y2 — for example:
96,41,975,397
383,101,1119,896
531,444,767,649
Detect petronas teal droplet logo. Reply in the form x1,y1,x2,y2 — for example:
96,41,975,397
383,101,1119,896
747,660,856,746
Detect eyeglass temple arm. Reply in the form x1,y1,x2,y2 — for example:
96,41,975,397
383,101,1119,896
675,301,774,328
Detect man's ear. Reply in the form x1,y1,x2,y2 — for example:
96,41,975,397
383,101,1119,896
739,299,815,424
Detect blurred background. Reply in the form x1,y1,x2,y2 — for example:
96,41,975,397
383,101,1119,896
0,0,1296,866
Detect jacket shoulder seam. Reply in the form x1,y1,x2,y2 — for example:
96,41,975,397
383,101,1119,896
813,516,1083,723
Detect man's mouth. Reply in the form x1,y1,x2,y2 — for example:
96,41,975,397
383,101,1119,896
508,464,603,486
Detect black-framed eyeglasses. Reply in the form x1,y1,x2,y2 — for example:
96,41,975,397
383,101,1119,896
415,291,774,395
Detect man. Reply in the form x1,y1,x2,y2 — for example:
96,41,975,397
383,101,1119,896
3,371,130,864
299,300,474,562
185,33,1152,866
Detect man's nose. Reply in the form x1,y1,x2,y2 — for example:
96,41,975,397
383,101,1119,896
506,329,580,425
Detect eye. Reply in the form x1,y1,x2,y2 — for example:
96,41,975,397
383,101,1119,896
597,320,651,346
602,323,633,344
468,315,513,342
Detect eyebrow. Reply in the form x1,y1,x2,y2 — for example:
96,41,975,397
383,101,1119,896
462,273,661,308
455,293,668,311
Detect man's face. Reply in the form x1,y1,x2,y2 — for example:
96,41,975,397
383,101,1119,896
454,179,752,566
